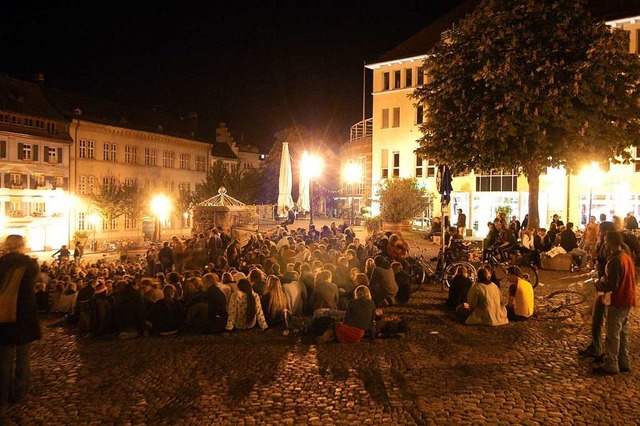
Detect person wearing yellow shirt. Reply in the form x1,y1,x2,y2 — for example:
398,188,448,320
506,266,534,321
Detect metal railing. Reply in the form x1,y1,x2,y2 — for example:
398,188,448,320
349,118,373,141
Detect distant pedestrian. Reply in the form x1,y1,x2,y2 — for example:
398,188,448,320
0,235,41,407
456,209,466,238
73,241,84,264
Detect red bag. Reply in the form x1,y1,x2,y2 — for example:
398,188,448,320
335,322,365,343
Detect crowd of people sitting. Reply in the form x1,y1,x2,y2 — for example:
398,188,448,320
31,222,408,344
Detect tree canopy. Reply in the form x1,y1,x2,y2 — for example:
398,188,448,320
378,178,430,223
193,159,260,205
412,0,640,227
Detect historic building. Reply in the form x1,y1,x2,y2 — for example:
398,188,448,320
0,73,73,251
363,1,640,236
43,86,213,245
338,119,373,223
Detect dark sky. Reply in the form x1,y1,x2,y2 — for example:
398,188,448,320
1,0,465,150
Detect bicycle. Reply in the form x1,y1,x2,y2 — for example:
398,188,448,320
534,290,587,320
481,248,539,288
407,243,477,293
98,241,118,252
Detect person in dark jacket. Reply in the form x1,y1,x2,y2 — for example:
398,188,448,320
89,282,115,336
446,265,473,311
115,282,146,339
0,235,41,407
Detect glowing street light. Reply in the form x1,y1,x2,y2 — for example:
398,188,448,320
151,194,172,241
301,153,323,225
343,161,363,225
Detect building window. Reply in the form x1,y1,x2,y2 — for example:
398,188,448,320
381,109,389,129
124,145,137,164
47,147,57,163
0,140,6,159
383,72,390,91
124,178,137,187
88,176,96,194
124,215,137,230
10,174,22,187
426,160,436,177
78,212,85,231
195,155,205,171
87,140,94,159
417,67,425,86
80,139,95,159
103,143,116,161
416,155,424,178
35,174,45,188
381,149,389,179
394,70,401,89
180,153,191,169
392,107,400,128
475,170,518,192
145,148,157,166
163,151,175,168
79,176,86,194
392,151,400,177
405,69,412,87
55,177,64,188
416,105,424,125
22,144,32,160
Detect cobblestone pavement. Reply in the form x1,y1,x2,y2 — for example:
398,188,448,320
3,236,640,424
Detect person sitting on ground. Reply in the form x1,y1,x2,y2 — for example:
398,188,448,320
560,222,588,269
445,265,472,311
260,275,288,327
282,271,307,318
225,278,268,331
368,255,398,307
35,283,50,313
505,266,534,321
310,270,339,311
56,282,78,314
89,282,115,336
456,267,508,326
317,285,378,344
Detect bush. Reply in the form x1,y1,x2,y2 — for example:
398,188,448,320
363,215,383,234
378,178,429,223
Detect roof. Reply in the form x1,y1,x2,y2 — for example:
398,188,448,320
371,0,481,65
43,87,211,142
211,142,237,159
370,0,640,66
197,187,246,208
0,74,66,120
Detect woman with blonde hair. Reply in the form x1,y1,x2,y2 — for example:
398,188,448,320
364,257,376,279
260,275,288,327
317,285,377,344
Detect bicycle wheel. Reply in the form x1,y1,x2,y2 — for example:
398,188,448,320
517,263,539,289
537,305,575,320
408,262,425,293
445,261,477,288
546,290,587,307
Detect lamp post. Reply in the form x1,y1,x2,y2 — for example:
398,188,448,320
344,161,363,226
151,194,171,242
301,153,323,226
182,212,189,237
88,213,100,252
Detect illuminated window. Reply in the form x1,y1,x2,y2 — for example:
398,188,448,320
78,176,86,194
392,108,400,128
392,151,400,177
381,149,389,179
180,153,191,169
35,174,45,187
394,70,401,89
381,109,389,129
78,212,85,231
405,69,412,87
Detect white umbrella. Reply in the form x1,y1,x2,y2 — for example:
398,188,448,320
277,142,295,217
297,151,310,213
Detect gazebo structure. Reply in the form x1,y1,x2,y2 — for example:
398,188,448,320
192,187,256,234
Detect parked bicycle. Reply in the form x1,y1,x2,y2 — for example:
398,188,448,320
98,241,118,252
480,248,539,288
406,242,477,293
534,290,587,320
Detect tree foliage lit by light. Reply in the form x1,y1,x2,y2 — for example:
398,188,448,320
412,0,640,228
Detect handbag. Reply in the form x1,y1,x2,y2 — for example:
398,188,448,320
0,266,26,323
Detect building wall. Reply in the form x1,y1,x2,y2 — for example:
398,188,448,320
71,119,211,243
0,129,72,251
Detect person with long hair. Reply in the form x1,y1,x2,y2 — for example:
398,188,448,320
225,278,268,331
260,275,288,327
317,285,377,344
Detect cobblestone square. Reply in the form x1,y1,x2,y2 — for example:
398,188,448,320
2,264,639,425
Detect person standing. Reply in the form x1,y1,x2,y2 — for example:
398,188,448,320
0,235,41,407
73,241,84,264
456,209,467,238
592,231,637,375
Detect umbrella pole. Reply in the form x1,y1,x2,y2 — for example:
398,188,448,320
441,203,446,292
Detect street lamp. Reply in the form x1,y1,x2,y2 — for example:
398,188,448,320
88,213,100,251
301,153,323,226
151,194,172,242
580,162,603,224
343,161,363,226
182,212,189,236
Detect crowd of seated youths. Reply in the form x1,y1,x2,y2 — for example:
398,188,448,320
33,223,407,344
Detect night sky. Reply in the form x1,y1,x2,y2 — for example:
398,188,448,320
1,0,465,150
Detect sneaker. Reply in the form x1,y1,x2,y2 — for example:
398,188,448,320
578,348,602,358
592,366,618,375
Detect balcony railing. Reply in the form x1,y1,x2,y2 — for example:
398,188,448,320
349,118,372,142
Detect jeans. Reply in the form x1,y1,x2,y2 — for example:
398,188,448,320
603,305,631,372
587,296,606,356
569,248,588,268
0,343,32,405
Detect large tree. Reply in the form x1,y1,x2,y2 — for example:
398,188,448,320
412,0,640,228
193,159,261,204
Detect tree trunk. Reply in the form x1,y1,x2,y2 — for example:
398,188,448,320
526,165,541,229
